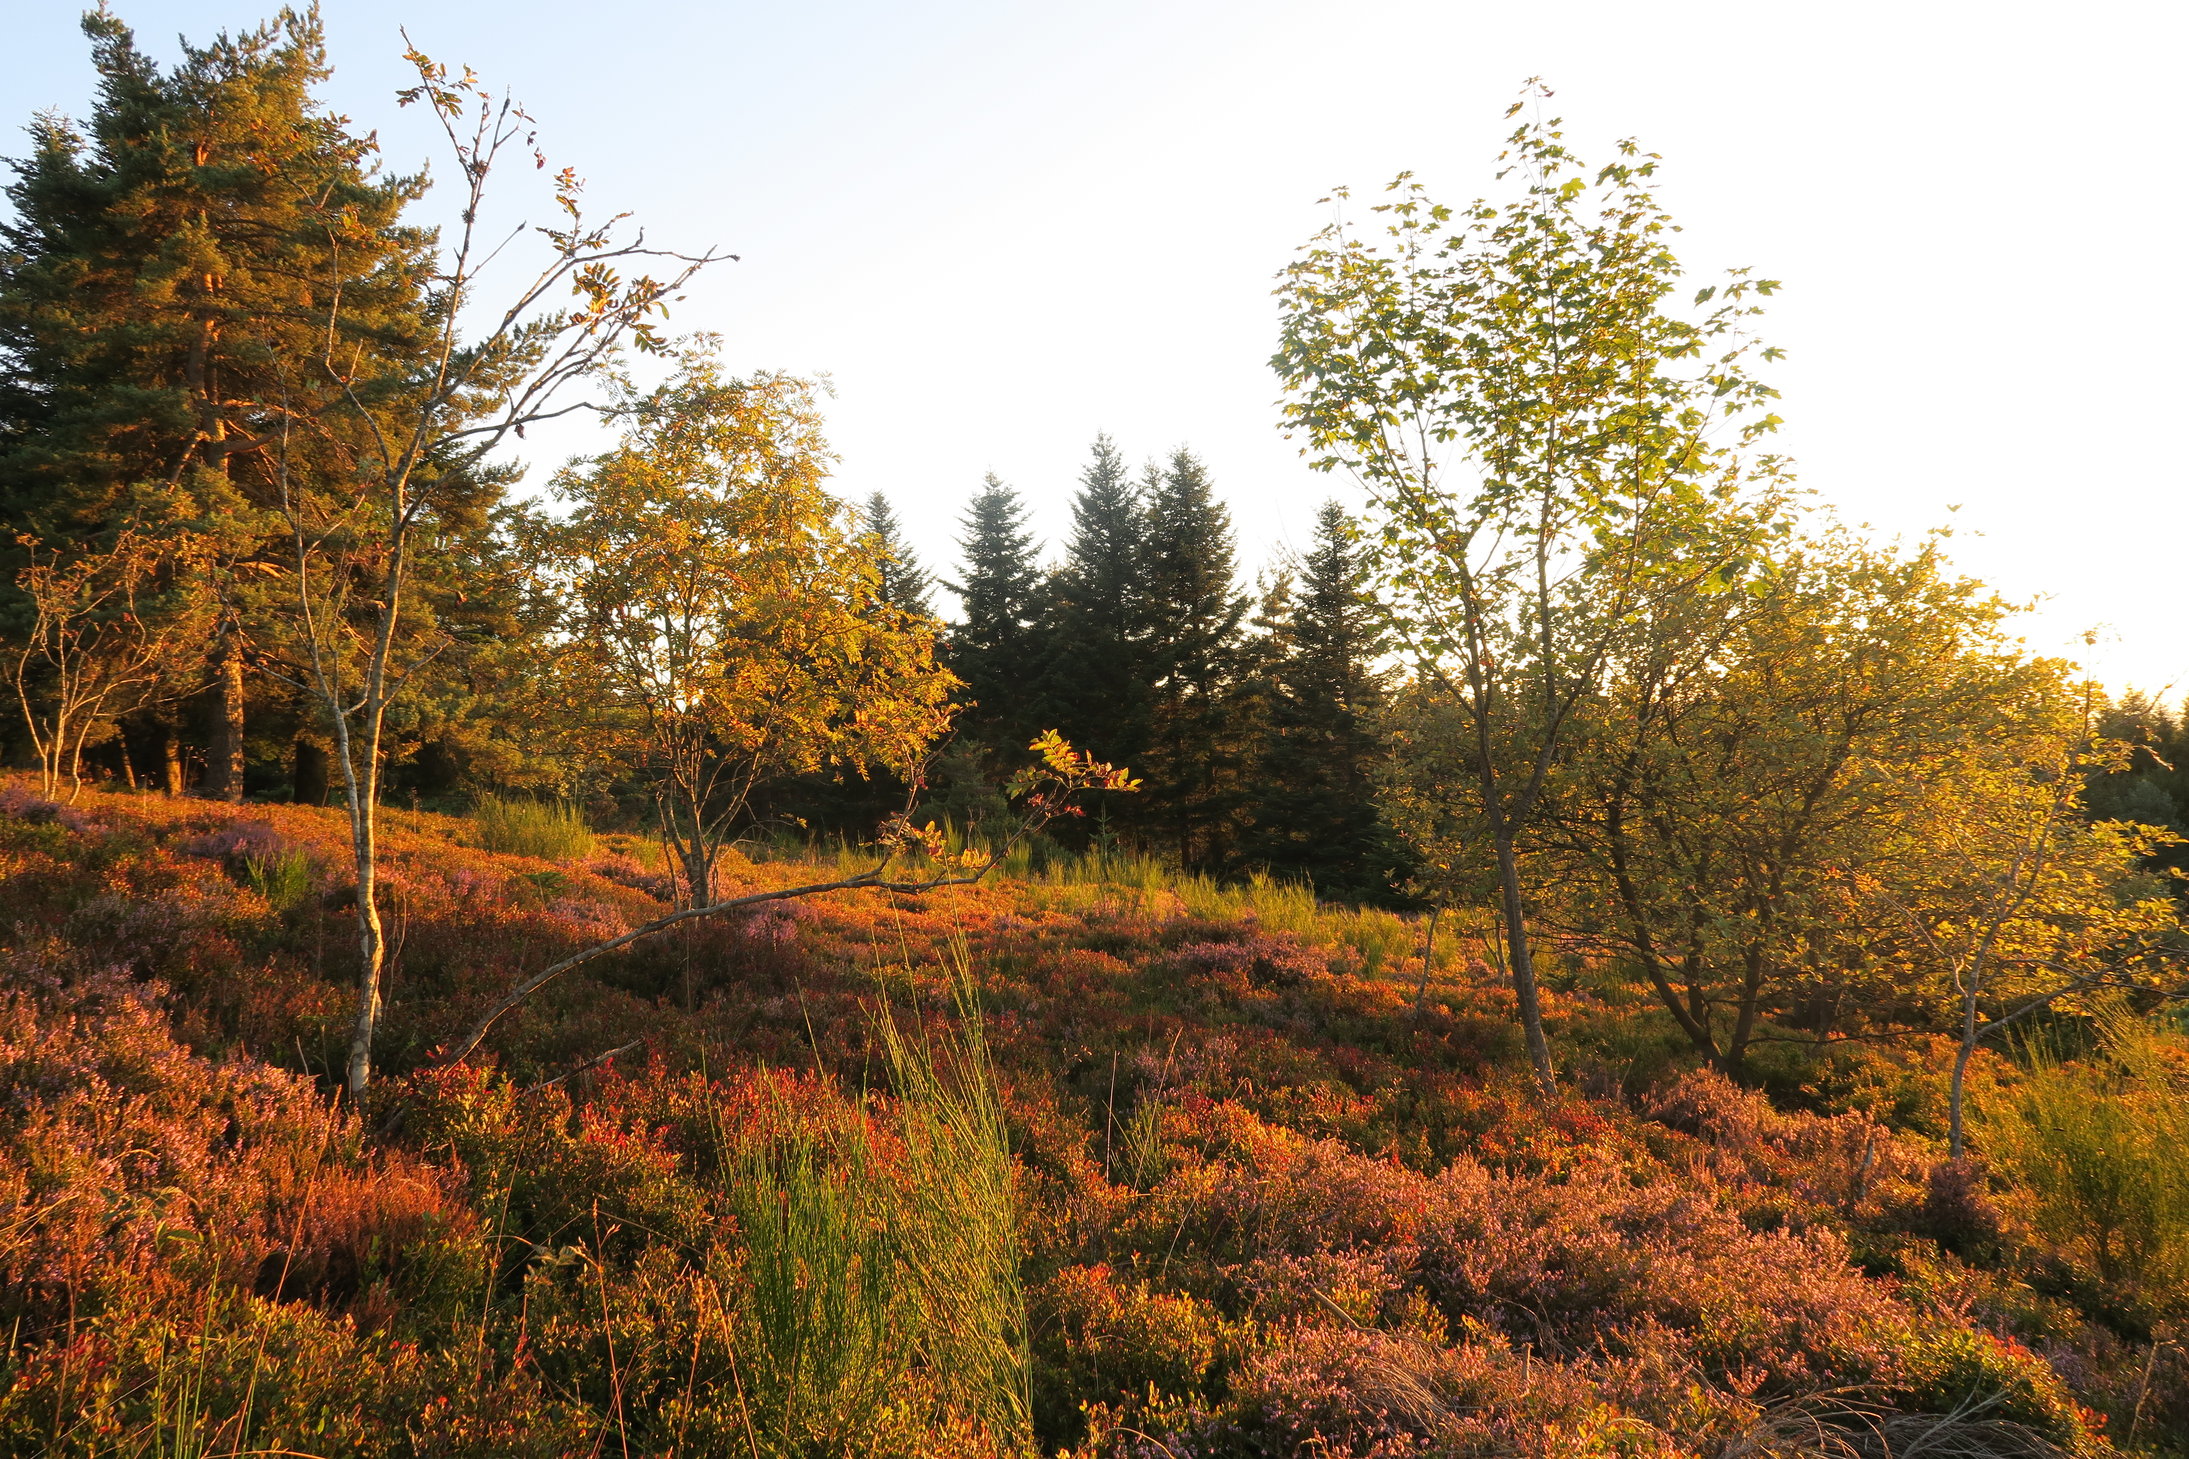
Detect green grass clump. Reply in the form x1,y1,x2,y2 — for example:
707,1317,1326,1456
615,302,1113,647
1978,1008,2189,1307
721,950,1032,1453
727,1104,900,1451
472,794,594,861
242,848,314,914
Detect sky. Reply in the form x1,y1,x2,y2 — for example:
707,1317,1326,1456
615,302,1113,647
7,0,2186,692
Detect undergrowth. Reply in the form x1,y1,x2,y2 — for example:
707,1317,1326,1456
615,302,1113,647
0,781,2180,1456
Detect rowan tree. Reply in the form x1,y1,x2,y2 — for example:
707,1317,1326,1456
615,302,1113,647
523,358,958,909
227,43,728,1099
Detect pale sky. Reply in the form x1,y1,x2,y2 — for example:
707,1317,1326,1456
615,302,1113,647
8,0,2186,693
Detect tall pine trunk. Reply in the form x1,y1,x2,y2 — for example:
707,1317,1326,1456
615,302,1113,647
206,631,246,801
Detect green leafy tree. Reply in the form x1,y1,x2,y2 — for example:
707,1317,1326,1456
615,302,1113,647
1529,530,2141,1082
521,360,956,911
1276,93,1789,1093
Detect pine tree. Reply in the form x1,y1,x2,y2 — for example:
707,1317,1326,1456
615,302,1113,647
1037,435,1152,782
1241,501,1409,902
0,8,434,798
864,490,935,618
1140,446,1248,865
944,472,1044,747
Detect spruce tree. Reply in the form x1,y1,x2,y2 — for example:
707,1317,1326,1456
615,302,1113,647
1241,501,1409,901
863,490,935,618
944,472,1043,747
1037,435,1153,784
1140,446,1248,865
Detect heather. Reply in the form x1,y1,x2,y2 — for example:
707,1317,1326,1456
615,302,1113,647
4,17,2188,1451
1,783,2181,1456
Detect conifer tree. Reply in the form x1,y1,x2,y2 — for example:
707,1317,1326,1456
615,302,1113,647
0,8,434,798
864,490,935,618
1140,447,1248,864
1037,435,1152,780
945,472,1044,747
1241,501,1408,901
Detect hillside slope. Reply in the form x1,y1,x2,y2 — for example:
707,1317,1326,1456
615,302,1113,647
0,781,2167,1456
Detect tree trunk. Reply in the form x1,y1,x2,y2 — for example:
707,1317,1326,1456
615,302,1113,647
1948,969,1984,1160
206,634,246,802
341,729,387,1100
160,719,184,795
343,814,386,1100
1494,836,1556,1097
293,737,329,806
1947,1035,1977,1161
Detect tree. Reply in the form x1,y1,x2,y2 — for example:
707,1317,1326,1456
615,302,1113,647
10,526,212,800
251,44,725,1099
0,8,434,800
864,490,935,619
524,359,957,910
1531,530,2118,1077
2084,692,2189,878
1139,447,1249,865
1037,435,1152,785
1275,94,1789,1093
443,723,1137,1070
1239,501,1405,902
1904,707,2184,1160
945,472,1044,749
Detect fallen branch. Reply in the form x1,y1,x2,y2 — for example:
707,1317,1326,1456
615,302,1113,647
440,862,981,1069
523,1038,645,1094
435,730,1136,1075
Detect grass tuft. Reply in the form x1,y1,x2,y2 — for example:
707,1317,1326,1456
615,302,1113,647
719,946,1032,1454
471,794,595,861
1978,1007,2189,1304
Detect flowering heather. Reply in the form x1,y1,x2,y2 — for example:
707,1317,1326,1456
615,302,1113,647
0,780,2165,1454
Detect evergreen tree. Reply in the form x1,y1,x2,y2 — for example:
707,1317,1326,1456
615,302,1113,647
1037,435,1152,783
1240,501,1409,901
944,472,1044,747
1140,447,1248,865
2086,693,2189,880
863,490,935,618
0,8,435,798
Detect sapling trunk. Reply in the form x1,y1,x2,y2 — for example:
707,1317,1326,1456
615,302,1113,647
1495,837,1556,1095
